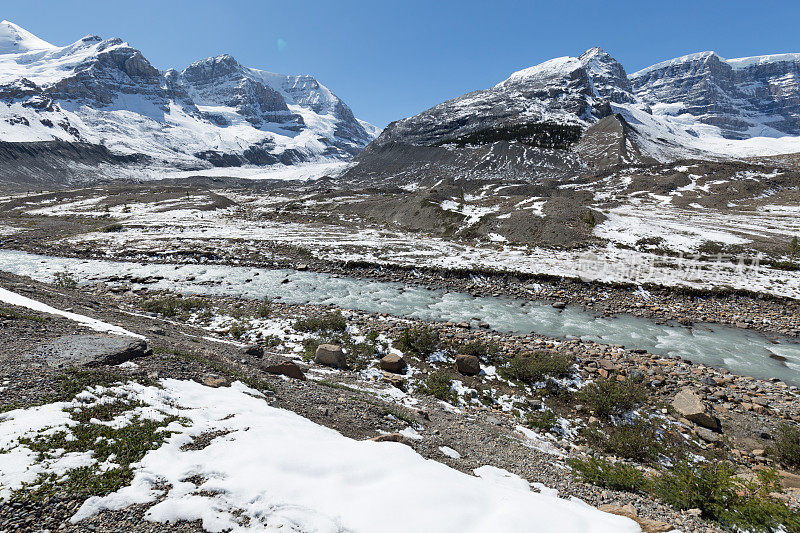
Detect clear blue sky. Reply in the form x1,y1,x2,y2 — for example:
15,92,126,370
3,0,799,127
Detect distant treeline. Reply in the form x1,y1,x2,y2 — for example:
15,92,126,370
433,122,582,150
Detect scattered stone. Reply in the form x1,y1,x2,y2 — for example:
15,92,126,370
380,353,406,373
382,372,406,389
455,354,481,376
672,388,721,431
202,376,227,388
695,427,722,443
552,301,566,310
315,344,346,368
368,433,409,444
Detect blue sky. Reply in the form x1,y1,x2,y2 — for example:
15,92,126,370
3,0,799,127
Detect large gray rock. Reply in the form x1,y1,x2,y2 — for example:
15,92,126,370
455,354,481,376
672,388,721,431
315,344,346,368
34,334,150,368
379,353,406,374
263,360,305,380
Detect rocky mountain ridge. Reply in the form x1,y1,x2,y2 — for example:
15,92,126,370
351,47,800,183
0,20,376,179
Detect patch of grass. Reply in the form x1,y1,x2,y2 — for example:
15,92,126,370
293,311,347,333
140,295,209,318
568,456,650,493
227,320,249,339
394,327,440,357
13,397,180,501
0,306,48,322
499,352,574,384
52,270,78,289
416,370,457,404
525,409,559,433
584,420,663,463
1,369,153,413
578,378,647,419
769,423,800,469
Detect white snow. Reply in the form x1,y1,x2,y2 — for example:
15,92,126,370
0,379,641,532
0,285,143,338
439,446,461,459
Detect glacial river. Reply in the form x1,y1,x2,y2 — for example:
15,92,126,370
1,249,798,385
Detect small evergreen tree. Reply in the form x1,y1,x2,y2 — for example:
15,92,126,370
790,236,799,259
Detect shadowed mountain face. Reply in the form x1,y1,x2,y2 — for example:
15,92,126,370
0,20,377,182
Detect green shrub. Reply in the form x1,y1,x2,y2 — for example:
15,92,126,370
394,327,440,357
525,409,559,433
568,456,650,493
584,420,663,463
293,311,347,333
417,370,457,404
499,352,574,384
52,270,78,289
302,338,321,361
578,378,646,419
769,423,800,469
655,460,800,532
228,321,248,339
255,297,272,318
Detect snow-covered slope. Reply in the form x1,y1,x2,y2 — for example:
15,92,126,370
352,47,800,183
631,51,800,139
0,21,378,176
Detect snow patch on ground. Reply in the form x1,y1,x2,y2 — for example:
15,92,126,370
0,379,641,532
0,285,143,338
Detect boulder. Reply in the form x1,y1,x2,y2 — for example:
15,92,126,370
552,301,567,310
672,388,721,431
315,344,346,368
455,354,481,376
264,360,306,380
379,353,406,374
35,334,151,368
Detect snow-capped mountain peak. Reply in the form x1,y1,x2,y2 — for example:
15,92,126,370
0,21,380,178
0,20,57,54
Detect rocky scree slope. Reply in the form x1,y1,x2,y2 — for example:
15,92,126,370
0,20,376,182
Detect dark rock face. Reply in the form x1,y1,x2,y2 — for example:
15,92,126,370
630,52,800,138
179,55,296,127
34,334,150,368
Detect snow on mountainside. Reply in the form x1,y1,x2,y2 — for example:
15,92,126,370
630,51,800,139
0,20,377,176
353,46,800,184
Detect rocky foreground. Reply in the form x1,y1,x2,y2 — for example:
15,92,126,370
1,267,799,532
